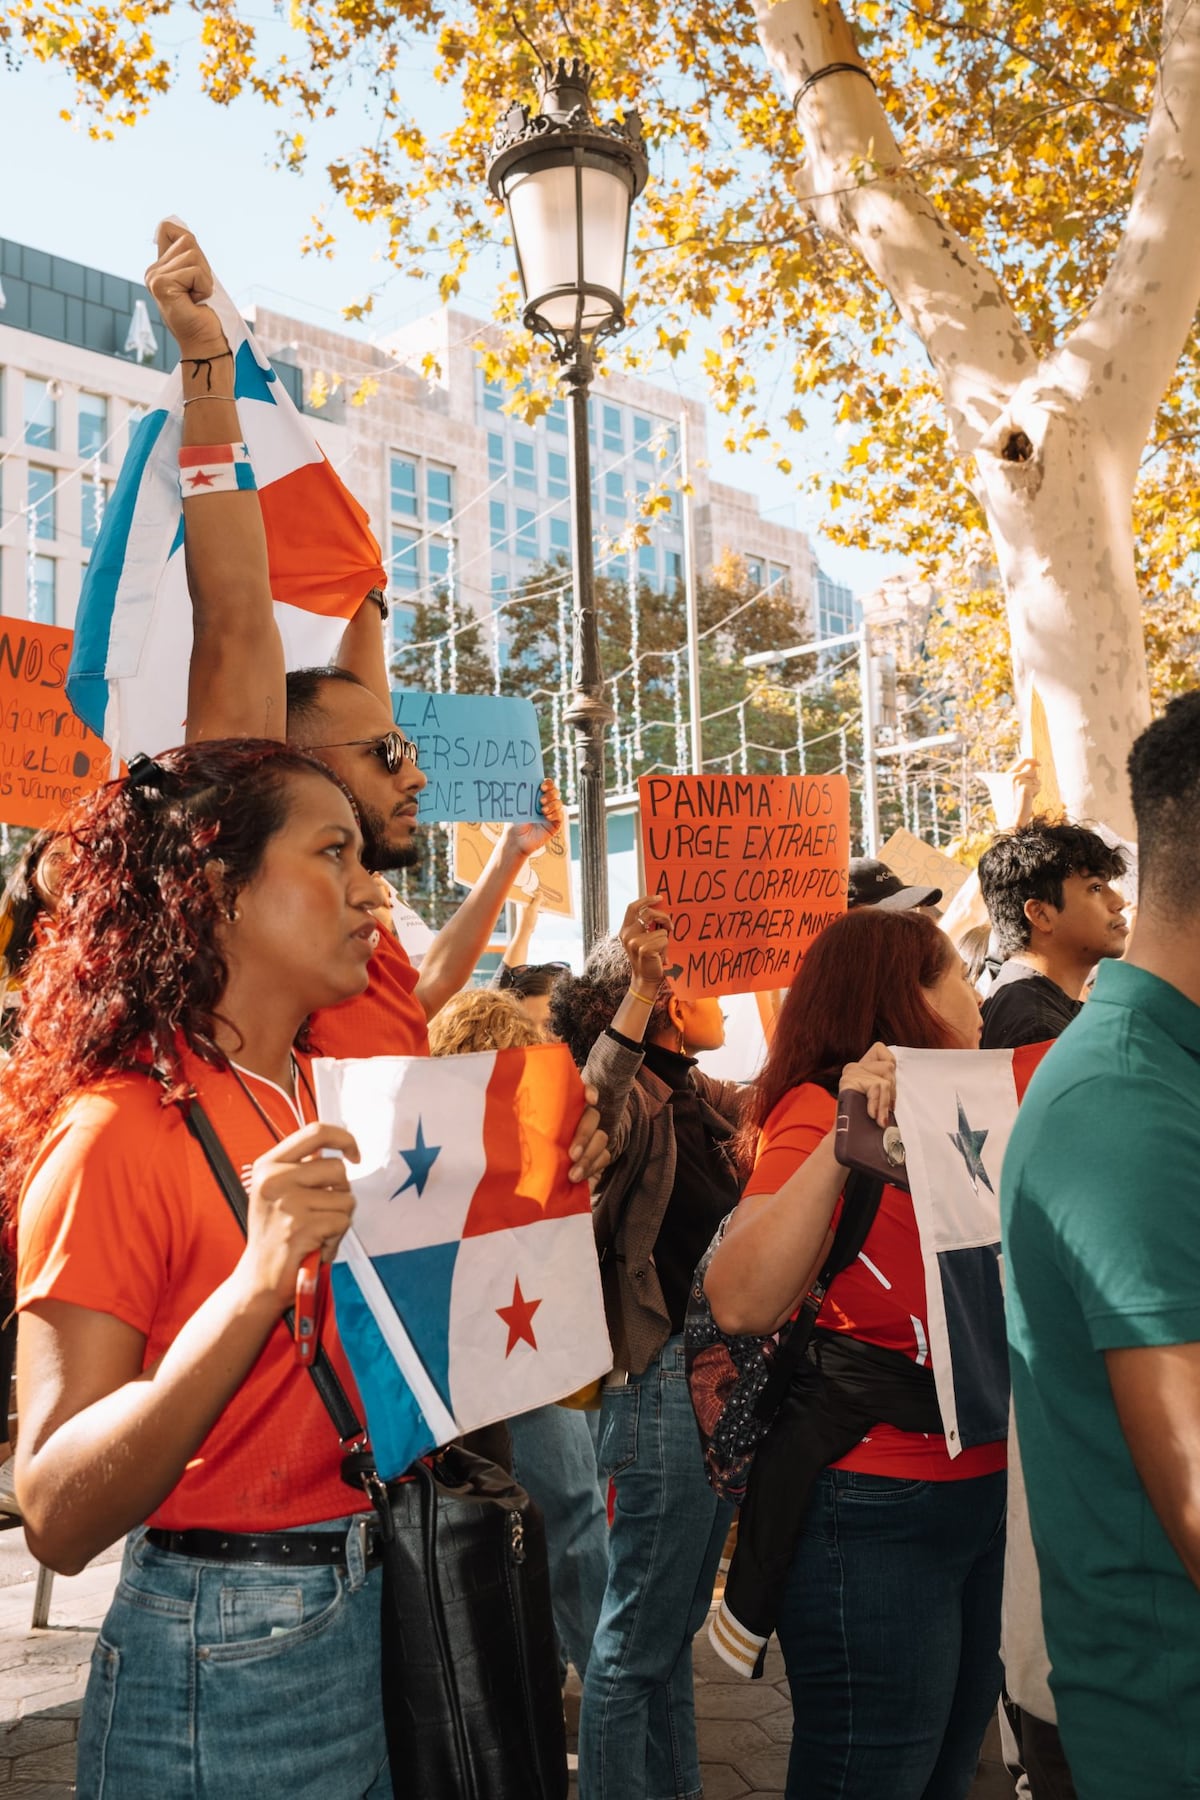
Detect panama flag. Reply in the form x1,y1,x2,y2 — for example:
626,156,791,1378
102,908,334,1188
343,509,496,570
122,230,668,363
67,250,385,757
312,1044,613,1480
892,1043,1050,1458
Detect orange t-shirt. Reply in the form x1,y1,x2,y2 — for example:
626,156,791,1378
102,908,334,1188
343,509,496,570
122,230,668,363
744,1082,1006,1481
310,922,429,1059
17,1048,372,1532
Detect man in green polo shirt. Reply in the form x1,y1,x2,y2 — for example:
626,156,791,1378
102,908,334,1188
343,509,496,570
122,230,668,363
1002,689,1200,1799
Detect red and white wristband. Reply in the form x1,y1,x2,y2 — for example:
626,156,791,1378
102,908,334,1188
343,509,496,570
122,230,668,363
179,442,257,498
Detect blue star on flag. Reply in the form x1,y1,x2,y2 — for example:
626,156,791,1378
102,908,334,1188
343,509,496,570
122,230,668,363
948,1095,994,1194
390,1118,441,1199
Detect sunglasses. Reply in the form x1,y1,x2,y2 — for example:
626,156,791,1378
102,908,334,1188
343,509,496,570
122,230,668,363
310,731,419,773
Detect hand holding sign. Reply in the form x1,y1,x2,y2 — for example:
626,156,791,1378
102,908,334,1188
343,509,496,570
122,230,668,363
618,894,672,991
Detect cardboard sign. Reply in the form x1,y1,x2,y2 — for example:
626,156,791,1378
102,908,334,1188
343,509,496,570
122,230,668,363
638,774,850,997
878,829,971,906
1,620,111,828
453,819,574,917
392,692,545,825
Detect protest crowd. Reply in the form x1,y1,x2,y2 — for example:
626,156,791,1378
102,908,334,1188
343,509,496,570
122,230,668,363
0,224,1198,1800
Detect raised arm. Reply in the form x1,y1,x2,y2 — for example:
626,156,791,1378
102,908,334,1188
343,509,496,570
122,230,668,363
146,224,286,742
414,781,563,1021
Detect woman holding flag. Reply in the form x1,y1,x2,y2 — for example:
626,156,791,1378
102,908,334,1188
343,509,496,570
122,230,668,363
705,906,1001,1800
0,740,395,1799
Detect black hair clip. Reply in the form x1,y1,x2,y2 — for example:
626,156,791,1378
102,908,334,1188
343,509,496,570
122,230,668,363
125,753,180,807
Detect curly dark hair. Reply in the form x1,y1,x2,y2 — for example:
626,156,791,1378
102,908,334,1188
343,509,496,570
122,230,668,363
0,738,351,1232
0,827,57,1033
977,817,1128,956
549,935,674,1068
1129,691,1200,919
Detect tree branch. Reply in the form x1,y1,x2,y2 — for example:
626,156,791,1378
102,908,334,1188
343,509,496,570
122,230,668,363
752,0,1035,456
1057,0,1200,458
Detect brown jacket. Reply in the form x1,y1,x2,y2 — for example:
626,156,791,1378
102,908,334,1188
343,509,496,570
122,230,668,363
583,1030,743,1375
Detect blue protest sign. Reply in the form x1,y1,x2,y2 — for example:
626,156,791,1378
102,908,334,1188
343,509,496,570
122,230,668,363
392,691,546,823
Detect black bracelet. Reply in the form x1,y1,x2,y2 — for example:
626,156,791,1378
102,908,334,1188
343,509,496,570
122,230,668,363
364,586,390,622
182,349,234,391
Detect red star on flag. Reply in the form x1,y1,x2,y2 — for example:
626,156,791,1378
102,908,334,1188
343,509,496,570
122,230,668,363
496,1276,542,1356
187,470,216,489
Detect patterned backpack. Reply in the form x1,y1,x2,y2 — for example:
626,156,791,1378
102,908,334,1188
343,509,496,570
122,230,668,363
684,1169,883,1503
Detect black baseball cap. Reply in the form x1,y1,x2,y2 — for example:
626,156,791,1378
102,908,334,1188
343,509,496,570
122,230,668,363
847,857,942,912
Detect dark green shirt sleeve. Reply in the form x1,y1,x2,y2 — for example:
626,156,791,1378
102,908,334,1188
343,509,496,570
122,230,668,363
1027,1072,1200,1352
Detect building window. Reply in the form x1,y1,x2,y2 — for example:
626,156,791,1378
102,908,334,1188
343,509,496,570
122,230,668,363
392,604,417,646
390,457,418,518
604,471,627,520
24,378,57,451
769,561,790,595
28,467,56,541
126,404,147,453
603,404,623,453
81,477,107,552
392,531,420,592
547,398,567,436
634,414,655,462
667,550,683,588
550,517,571,557
483,378,505,414
488,432,505,480
547,451,569,499
515,508,538,561
428,538,451,591
490,500,506,547
513,440,536,492
426,466,453,524
638,542,658,581
746,556,765,589
78,392,109,460
30,554,56,623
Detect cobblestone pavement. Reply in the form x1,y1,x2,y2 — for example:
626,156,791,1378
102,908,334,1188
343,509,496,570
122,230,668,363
1,1527,1012,1797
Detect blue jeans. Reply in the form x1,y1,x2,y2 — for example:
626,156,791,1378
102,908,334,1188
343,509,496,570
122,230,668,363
77,1519,392,1799
776,1468,1007,1800
509,1402,609,1681
579,1335,734,1800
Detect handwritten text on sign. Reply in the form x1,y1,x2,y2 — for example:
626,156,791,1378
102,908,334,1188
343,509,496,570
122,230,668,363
392,692,545,824
1,620,111,829
638,774,850,997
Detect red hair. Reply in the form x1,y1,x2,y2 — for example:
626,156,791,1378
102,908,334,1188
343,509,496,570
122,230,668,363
738,907,956,1164
0,739,351,1238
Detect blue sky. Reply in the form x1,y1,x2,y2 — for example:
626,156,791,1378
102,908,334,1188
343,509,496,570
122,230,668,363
0,34,901,595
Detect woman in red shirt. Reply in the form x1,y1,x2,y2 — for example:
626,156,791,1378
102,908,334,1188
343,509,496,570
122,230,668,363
705,906,999,1800
0,739,392,1799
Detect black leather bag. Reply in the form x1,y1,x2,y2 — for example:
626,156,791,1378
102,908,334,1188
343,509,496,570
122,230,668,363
184,1096,567,1800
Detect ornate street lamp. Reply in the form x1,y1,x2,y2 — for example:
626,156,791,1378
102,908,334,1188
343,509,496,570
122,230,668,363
488,58,648,951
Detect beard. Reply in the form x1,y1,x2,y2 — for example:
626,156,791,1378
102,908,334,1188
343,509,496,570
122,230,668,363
358,801,423,875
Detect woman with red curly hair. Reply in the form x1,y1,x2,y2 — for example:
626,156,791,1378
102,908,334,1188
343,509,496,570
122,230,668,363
1,740,392,1799
705,907,998,1800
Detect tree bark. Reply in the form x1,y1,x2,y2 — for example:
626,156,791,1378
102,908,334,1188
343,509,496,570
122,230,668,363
753,0,1200,839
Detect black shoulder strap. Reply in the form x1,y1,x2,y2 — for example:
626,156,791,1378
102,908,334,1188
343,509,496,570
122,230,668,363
182,1094,365,1446
751,1168,885,1421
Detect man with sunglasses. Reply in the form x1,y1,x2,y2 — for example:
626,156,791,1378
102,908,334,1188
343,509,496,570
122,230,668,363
150,224,609,1183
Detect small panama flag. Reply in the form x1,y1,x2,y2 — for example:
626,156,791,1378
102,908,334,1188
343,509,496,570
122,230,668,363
892,1043,1051,1457
66,223,385,760
312,1043,613,1480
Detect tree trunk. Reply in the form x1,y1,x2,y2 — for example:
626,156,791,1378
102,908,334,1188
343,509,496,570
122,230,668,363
753,0,1200,841
972,393,1149,838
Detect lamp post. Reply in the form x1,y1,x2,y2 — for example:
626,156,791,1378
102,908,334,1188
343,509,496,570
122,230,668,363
488,58,648,952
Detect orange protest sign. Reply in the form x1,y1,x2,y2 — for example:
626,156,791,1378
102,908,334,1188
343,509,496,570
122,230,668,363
0,620,111,829
638,773,850,997
453,819,574,917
